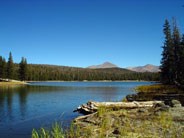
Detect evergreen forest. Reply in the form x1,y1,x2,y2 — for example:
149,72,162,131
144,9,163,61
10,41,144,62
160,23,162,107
0,52,159,81
160,19,184,86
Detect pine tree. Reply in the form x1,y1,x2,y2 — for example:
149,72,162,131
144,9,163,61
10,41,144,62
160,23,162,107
160,19,174,84
0,56,6,78
19,57,28,81
161,19,184,86
180,35,184,85
0,56,3,78
7,52,14,79
172,19,181,84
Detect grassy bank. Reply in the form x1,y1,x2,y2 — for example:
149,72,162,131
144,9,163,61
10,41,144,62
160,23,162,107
0,80,27,87
135,84,183,93
32,105,184,138
127,84,184,106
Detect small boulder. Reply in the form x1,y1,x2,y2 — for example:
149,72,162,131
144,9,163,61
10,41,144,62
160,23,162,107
171,100,182,107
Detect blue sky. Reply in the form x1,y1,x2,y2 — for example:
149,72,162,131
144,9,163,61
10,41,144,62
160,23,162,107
0,0,184,68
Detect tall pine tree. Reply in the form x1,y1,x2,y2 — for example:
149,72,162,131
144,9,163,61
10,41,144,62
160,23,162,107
7,52,14,79
172,19,181,84
161,19,184,86
160,19,174,84
0,56,6,78
180,35,184,85
19,57,27,81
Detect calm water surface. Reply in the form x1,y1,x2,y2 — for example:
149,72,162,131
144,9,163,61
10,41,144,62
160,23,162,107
0,81,152,138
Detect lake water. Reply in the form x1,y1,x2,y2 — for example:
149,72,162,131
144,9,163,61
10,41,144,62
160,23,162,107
0,81,152,138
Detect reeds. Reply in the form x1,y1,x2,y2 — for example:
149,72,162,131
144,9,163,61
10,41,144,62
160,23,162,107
32,122,65,138
135,84,182,93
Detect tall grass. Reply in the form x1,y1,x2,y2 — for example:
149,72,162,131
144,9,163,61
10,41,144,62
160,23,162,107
135,84,182,93
32,107,184,138
32,122,92,138
32,122,65,138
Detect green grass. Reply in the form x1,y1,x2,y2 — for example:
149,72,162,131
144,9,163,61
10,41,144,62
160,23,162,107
99,109,183,137
32,109,184,138
32,122,65,138
97,106,109,117
32,122,93,138
135,84,182,93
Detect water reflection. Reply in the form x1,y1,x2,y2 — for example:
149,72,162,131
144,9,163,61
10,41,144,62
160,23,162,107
7,91,13,121
0,84,135,124
0,85,67,122
0,82,147,138
18,87,27,119
86,87,121,101
0,91,5,123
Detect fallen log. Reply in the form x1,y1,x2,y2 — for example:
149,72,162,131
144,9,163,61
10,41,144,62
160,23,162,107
74,112,97,122
74,101,163,115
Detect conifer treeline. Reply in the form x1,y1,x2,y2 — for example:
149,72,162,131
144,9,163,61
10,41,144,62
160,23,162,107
0,52,159,81
160,19,184,86
26,65,159,81
0,52,27,81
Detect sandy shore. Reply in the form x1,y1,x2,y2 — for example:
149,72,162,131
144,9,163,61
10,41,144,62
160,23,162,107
0,80,28,87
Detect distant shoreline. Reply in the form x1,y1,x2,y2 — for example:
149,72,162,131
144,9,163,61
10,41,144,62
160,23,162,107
0,79,28,87
0,79,157,87
27,80,157,83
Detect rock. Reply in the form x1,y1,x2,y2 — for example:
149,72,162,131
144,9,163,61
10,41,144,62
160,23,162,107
171,100,182,107
153,102,169,112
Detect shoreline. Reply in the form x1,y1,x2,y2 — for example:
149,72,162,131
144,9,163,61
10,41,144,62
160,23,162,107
27,80,157,83
0,79,28,87
73,84,184,137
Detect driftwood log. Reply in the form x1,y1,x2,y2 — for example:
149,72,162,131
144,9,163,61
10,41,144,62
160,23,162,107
74,101,163,115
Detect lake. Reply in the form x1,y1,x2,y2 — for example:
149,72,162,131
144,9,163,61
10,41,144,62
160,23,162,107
0,81,152,138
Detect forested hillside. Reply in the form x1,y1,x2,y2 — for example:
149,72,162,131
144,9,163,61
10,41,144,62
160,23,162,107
0,53,159,81
25,64,159,81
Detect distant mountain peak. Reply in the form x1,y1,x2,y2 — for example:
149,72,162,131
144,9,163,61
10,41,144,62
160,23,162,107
87,62,118,69
126,64,160,72
103,61,112,64
145,64,154,67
